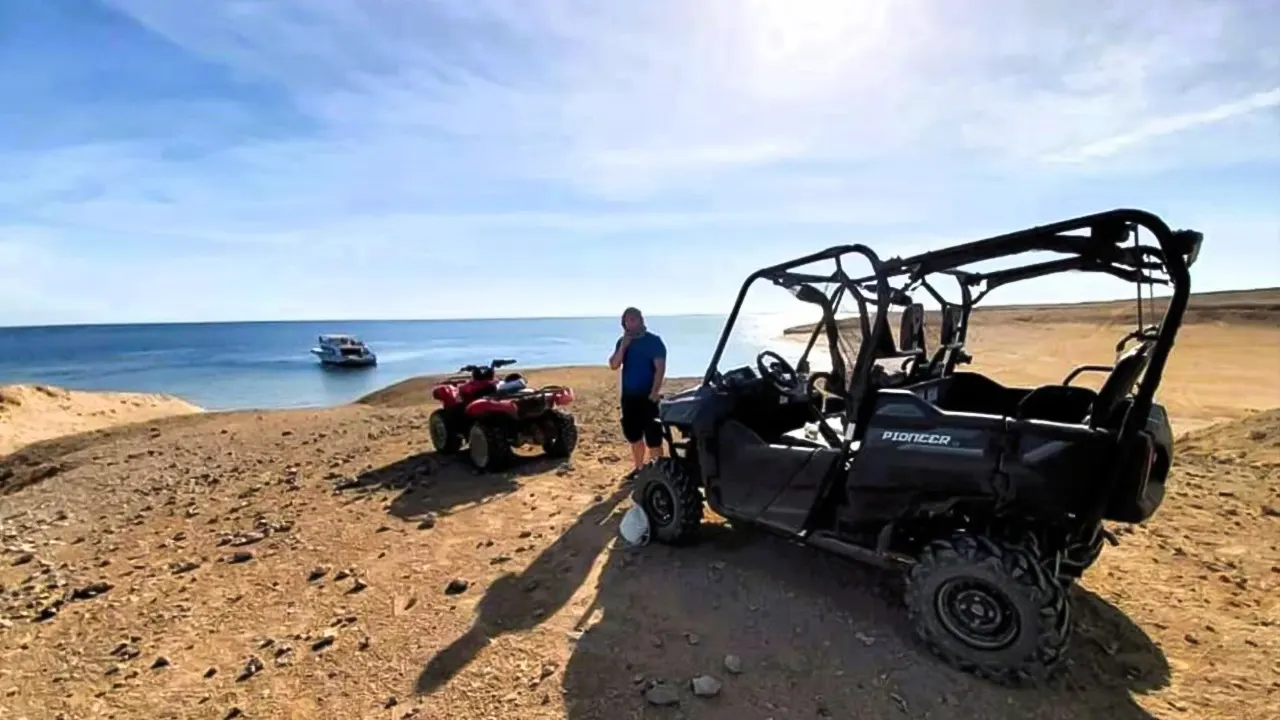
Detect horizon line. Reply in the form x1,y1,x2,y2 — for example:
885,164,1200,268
2,285,1274,331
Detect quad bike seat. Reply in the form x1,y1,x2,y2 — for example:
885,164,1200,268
495,374,528,395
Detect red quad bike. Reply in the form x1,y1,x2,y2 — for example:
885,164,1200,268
428,359,579,471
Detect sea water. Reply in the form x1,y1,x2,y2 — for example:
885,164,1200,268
0,314,806,411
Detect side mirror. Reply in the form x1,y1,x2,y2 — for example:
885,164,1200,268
1170,229,1203,268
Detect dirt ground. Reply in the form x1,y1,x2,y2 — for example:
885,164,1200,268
2,304,1279,720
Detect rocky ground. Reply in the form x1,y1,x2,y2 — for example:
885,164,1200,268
1,362,1278,719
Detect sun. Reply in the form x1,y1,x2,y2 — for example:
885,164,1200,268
731,0,896,98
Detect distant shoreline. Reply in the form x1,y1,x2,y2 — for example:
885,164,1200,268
4,286,1276,331
781,287,1280,335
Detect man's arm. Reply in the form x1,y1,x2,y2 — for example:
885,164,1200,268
649,338,667,400
608,336,629,370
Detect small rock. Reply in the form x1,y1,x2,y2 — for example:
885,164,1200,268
311,633,336,652
723,655,743,674
691,675,722,698
237,656,264,681
151,656,171,670
445,578,469,595
644,682,681,706
334,569,352,581
228,551,254,564
1262,505,1280,518
349,578,369,594
417,516,436,530
684,632,700,646
12,553,34,566
307,566,329,582
71,580,114,600
854,631,875,646
385,696,398,708
171,560,201,575
204,667,217,679
224,708,244,719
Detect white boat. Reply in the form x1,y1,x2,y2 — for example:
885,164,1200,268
310,334,377,367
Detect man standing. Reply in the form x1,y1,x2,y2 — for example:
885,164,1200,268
608,307,667,472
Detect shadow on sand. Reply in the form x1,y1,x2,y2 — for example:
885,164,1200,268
405,483,1170,718
414,487,632,695
338,449,570,522
557,520,1171,719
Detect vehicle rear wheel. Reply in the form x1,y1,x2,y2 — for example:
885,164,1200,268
468,421,513,471
429,410,462,454
541,410,578,458
633,458,703,545
906,533,1070,686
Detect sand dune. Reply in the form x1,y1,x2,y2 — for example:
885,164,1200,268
1,302,1279,720
0,384,202,457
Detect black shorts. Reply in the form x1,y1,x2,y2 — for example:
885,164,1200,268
620,394,663,447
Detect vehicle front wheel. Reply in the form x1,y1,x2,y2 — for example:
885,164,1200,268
429,409,463,454
468,421,513,472
633,458,703,545
905,533,1070,686
542,410,578,458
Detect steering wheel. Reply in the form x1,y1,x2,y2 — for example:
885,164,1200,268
756,351,803,393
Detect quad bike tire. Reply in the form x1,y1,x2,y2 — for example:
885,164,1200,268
428,409,463,454
905,533,1070,686
468,420,514,471
633,457,704,545
541,410,579,458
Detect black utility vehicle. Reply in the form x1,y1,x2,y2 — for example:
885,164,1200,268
631,209,1202,684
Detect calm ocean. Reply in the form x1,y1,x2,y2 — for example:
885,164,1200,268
0,314,797,411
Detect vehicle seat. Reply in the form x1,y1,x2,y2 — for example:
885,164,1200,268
495,376,529,395
1014,385,1097,424
1085,343,1152,428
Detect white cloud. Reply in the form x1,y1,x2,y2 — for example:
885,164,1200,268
0,0,1275,324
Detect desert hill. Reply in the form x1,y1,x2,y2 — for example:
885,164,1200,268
2,294,1280,719
784,286,1280,337
1,354,1279,719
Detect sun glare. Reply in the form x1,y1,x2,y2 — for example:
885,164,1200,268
732,0,896,98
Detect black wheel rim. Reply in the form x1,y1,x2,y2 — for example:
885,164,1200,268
429,415,448,449
934,578,1020,651
644,484,675,527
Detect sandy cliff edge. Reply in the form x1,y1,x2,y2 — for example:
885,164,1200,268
0,384,203,457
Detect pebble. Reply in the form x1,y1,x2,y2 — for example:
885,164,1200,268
445,578,469,595
691,675,722,698
723,654,743,674
644,682,681,706
238,656,264,681
228,551,254,564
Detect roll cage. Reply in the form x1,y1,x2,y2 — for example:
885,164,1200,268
703,208,1202,448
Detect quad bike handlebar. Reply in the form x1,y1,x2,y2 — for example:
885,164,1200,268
458,358,518,374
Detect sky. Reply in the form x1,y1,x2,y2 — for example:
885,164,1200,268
0,0,1277,326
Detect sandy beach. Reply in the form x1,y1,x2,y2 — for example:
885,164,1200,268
0,384,202,458
2,295,1279,720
